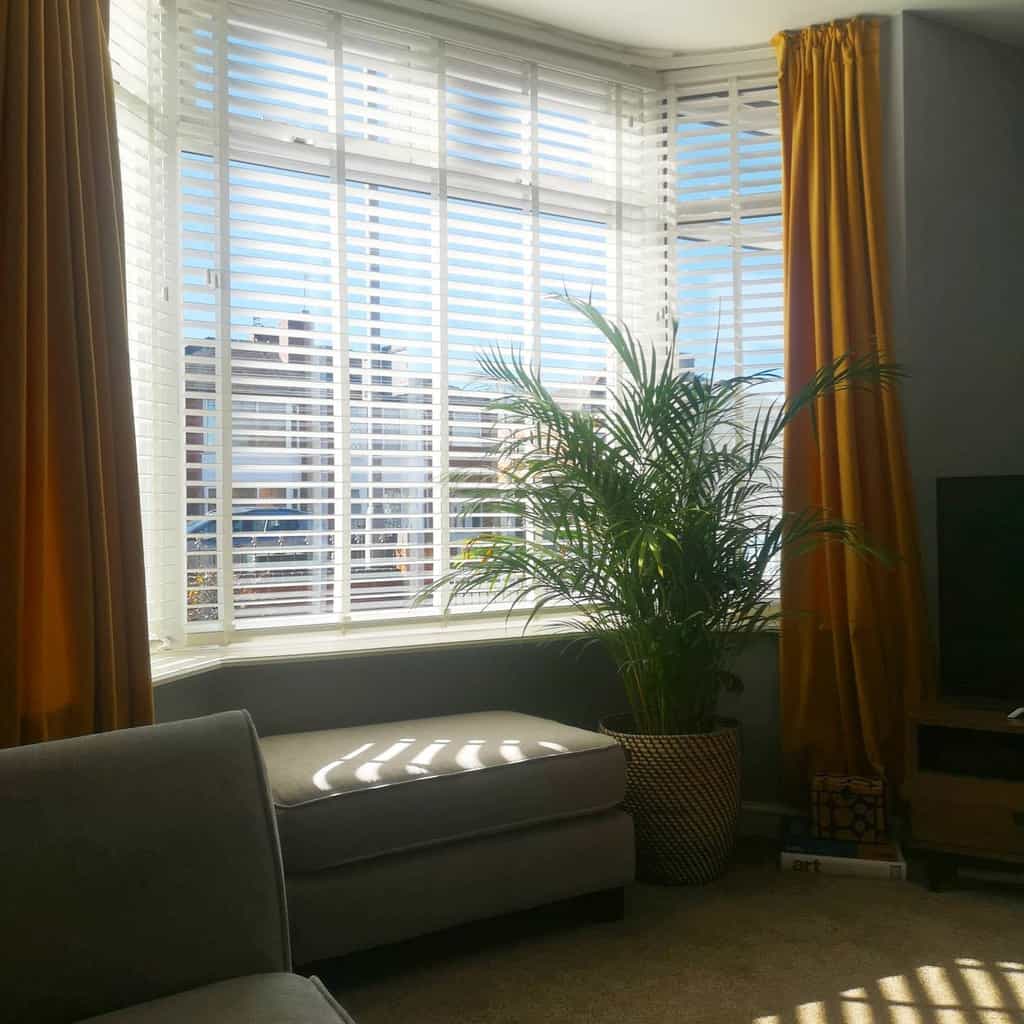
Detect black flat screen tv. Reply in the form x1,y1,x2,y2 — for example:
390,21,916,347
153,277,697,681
937,475,1024,703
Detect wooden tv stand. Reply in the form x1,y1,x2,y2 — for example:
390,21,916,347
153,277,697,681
906,701,1024,888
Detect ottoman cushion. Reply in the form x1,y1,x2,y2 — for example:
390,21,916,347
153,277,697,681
260,711,626,873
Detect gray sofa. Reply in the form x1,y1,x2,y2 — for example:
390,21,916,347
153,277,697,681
0,712,356,1024
259,710,635,964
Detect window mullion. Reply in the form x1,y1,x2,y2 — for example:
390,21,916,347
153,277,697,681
436,41,451,612
612,83,624,400
215,2,235,638
164,0,186,645
728,76,744,381
665,89,679,369
525,64,540,559
650,88,676,373
333,13,352,626
528,64,541,379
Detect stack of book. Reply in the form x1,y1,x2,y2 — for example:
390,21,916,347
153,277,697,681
779,816,907,880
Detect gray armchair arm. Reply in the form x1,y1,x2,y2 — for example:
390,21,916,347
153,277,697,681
0,711,291,1024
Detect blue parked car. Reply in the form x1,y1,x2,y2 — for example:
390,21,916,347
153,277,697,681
187,507,316,559
186,507,331,621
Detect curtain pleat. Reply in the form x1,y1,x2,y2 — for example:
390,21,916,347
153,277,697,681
0,0,152,746
773,18,931,792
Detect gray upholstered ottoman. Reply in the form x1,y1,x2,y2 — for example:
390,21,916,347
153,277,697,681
260,711,634,963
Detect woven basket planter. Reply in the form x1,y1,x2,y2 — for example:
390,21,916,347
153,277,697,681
601,715,741,885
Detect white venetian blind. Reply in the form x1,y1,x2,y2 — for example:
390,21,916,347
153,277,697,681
346,181,440,613
169,0,652,635
179,1,342,627
671,71,784,534
443,48,531,608
673,73,783,383
343,24,441,614
110,0,179,645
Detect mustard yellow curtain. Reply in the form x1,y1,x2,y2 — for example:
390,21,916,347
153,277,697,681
0,0,153,746
773,18,930,791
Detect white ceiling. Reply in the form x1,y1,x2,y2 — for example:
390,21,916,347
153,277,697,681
455,0,1024,54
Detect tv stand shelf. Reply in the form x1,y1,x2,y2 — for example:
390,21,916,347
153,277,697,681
907,702,1024,887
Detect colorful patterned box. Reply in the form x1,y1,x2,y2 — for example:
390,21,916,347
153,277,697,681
811,773,887,843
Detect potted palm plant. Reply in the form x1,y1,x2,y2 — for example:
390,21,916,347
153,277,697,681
422,295,897,884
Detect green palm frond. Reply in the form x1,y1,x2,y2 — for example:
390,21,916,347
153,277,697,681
418,296,903,734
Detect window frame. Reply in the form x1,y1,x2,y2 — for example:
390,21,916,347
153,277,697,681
114,3,784,669
166,0,656,647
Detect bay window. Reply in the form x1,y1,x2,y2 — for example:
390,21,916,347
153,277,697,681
110,0,782,656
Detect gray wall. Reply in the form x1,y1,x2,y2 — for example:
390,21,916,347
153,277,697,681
889,14,1024,653
155,633,783,804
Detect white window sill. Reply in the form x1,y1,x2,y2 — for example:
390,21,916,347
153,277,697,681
150,602,780,686
150,610,581,685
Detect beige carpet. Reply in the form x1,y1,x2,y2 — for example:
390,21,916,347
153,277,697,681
331,853,1024,1024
